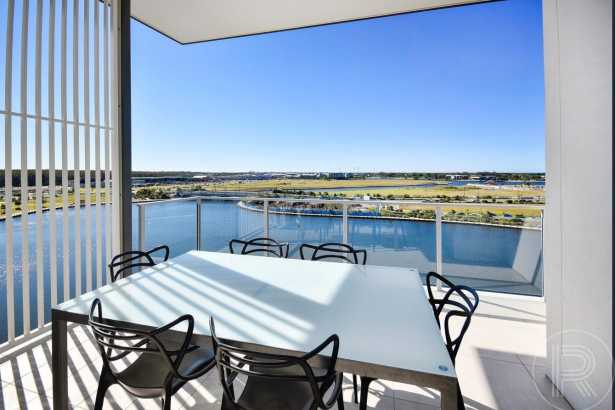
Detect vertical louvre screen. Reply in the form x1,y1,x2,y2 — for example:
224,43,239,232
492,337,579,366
1,0,119,347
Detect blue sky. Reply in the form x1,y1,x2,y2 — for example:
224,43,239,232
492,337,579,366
0,0,544,173
132,0,545,173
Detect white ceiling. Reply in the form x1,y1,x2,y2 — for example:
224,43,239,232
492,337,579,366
131,0,488,44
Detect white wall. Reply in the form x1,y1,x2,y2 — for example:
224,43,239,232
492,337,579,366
512,228,543,283
543,1,612,409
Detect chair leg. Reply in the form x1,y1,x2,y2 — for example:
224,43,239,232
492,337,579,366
162,387,172,410
93,367,114,410
352,374,358,403
337,392,345,410
359,377,374,410
457,382,465,409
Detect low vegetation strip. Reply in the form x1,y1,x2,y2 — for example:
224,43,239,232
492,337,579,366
305,186,543,200
205,178,444,191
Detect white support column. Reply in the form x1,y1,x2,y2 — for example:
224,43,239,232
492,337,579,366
48,0,58,308
61,0,70,302
20,0,31,336
4,0,15,342
542,2,612,407
72,0,82,297
94,0,103,289
84,0,93,293
35,0,44,329
110,0,123,257
110,0,132,256
104,0,112,276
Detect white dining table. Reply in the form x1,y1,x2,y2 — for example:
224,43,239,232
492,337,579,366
52,250,459,409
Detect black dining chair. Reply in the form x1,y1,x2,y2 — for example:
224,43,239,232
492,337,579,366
210,317,345,410
88,298,215,410
299,242,367,265
108,245,170,282
358,280,479,410
229,237,290,258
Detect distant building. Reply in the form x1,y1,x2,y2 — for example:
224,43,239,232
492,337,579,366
327,172,351,180
296,173,320,179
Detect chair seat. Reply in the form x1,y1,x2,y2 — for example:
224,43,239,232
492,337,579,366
116,345,214,398
222,365,328,410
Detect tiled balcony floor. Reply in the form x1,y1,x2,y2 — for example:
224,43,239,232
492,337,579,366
0,294,571,410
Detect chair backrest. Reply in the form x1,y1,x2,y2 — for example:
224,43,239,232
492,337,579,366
108,245,170,282
88,298,195,382
425,271,458,321
431,283,479,364
209,317,342,409
229,237,289,258
299,243,367,265
441,287,479,363
425,272,479,324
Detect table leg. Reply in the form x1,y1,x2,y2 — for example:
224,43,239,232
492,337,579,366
359,377,375,410
52,315,68,409
441,380,460,410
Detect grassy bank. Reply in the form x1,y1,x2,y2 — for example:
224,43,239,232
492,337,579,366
203,178,444,192
313,186,544,201
1,190,107,218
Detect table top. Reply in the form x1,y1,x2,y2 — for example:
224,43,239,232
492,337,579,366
55,250,455,380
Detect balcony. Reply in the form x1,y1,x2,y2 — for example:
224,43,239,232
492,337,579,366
0,0,611,409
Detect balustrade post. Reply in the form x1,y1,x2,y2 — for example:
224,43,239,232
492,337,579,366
138,204,145,251
263,200,269,238
435,206,443,291
196,198,202,250
343,203,349,244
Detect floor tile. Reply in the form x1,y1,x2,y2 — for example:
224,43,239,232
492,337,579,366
525,365,574,410
12,364,52,396
517,352,548,370
395,397,440,410
17,394,53,410
0,383,40,410
390,381,441,407
469,357,572,410
125,397,172,410
181,371,223,405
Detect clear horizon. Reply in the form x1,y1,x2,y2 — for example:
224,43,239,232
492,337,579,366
129,170,545,175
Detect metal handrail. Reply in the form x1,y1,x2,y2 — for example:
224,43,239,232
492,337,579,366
134,195,544,210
